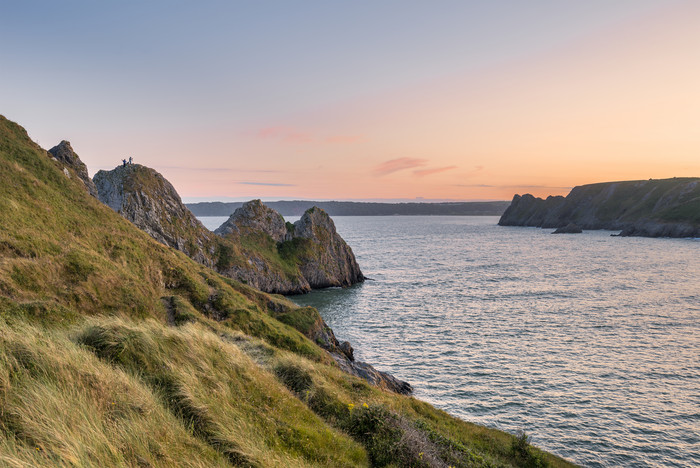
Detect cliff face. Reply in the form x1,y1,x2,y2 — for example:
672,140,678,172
215,201,364,291
499,178,700,238
48,140,99,198
93,164,216,267
291,207,364,288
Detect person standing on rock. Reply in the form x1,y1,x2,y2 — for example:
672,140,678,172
129,157,133,165
122,159,127,167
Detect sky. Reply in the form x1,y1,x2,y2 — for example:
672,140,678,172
2,1,699,202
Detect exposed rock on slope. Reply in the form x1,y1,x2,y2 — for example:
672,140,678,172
48,140,98,197
93,164,216,266
291,305,412,394
499,178,700,238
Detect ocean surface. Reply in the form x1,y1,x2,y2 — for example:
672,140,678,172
198,215,700,467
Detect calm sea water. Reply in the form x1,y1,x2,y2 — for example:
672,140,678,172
199,215,700,467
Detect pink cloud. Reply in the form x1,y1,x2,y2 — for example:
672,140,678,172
413,165,457,177
374,157,427,176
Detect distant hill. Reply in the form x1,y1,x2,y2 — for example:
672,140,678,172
188,200,511,217
499,178,700,238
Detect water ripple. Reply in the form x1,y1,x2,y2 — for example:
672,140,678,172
292,216,700,468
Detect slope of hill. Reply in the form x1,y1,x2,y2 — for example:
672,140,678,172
499,178,700,237
188,200,511,217
0,115,575,467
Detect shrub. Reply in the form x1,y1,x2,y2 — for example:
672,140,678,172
274,362,313,395
511,430,549,468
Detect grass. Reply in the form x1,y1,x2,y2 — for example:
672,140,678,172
0,114,577,467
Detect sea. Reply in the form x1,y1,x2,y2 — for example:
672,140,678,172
198,215,700,467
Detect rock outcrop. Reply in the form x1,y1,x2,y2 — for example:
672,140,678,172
300,306,412,395
215,199,290,242
215,202,364,291
48,141,98,197
290,207,364,288
499,178,700,238
93,164,216,267
93,167,364,294
552,223,582,234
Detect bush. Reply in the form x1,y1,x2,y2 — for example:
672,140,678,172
274,362,313,395
343,405,410,467
511,430,549,468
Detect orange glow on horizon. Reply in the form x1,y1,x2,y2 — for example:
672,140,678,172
76,1,700,202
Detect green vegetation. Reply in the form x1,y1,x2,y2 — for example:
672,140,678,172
0,115,575,467
584,178,700,224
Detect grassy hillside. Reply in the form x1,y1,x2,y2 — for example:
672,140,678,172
0,115,575,467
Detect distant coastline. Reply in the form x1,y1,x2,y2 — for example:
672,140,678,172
498,177,700,238
187,200,510,217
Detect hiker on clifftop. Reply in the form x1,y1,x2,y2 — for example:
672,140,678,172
129,156,133,165
122,159,127,167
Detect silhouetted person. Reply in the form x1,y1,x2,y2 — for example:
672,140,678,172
122,159,127,167
129,156,133,165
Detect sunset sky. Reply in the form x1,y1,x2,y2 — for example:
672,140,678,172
2,1,699,202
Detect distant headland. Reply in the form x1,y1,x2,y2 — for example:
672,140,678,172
499,178,700,238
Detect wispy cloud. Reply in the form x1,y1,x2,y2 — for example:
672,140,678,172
374,157,427,176
413,165,457,177
237,181,296,187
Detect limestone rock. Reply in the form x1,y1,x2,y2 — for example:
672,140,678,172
291,207,364,288
330,352,413,395
215,199,290,242
93,164,215,267
48,141,98,198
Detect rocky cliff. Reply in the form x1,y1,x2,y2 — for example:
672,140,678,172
93,167,364,293
93,164,216,267
290,207,365,288
215,198,290,242
48,140,98,197
499,178,700,238
215,201,364,290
